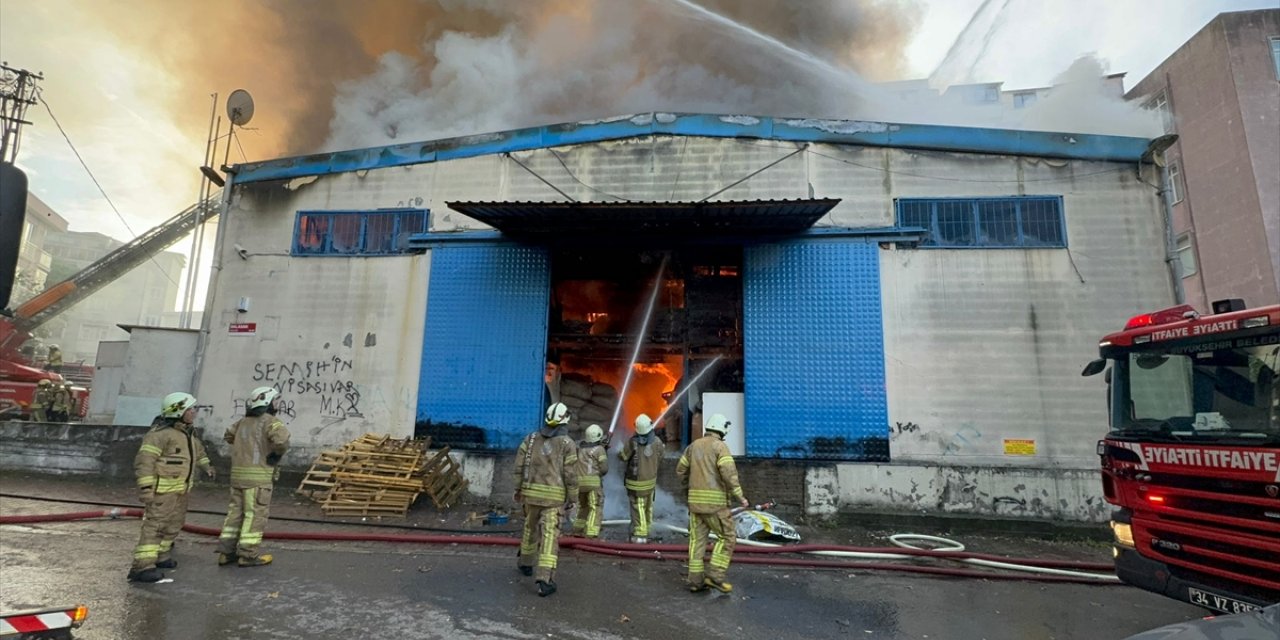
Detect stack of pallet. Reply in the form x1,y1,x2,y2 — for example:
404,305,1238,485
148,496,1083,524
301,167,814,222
296,434,468,517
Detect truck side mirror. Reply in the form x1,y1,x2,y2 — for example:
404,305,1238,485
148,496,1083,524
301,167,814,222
1081,359,1107,377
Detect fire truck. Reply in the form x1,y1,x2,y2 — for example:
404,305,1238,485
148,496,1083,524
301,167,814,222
1085,299,1280,613
0,197,218,420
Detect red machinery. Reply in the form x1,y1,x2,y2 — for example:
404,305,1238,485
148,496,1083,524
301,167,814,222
0,197,218,420
1085,299,1280,613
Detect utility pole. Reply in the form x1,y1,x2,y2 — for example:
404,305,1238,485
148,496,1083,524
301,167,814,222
0,63,43,164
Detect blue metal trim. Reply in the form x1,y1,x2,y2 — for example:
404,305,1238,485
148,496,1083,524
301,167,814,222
409,230,507,246
232,113,1154,184
407,226,926,247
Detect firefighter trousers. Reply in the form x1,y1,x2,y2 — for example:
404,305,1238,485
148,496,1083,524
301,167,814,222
518,503,563,583
218,486,273,559
627,489,655,538
686,508,736,586
572,488,603,538
132,491,189,571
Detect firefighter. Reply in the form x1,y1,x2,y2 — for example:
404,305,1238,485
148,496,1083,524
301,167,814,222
45,344,62,373
676,413,748,594
50,382,73,422
128,392,214,583
571,424,608,539
217,386,290,567
29,379,52,422
618,413,662,543
514,402,579,597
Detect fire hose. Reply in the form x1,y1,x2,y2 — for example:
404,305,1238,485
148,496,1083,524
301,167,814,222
0,504,1121,585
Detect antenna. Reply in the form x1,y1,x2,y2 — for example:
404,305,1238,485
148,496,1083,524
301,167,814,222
226,89,254,127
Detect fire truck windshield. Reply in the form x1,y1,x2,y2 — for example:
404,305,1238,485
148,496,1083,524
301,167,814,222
1113,343,1279,442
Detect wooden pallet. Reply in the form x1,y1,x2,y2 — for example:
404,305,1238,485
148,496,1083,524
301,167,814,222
296,433,466,518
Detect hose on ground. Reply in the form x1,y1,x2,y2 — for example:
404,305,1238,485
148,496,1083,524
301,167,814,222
0,508,1122,585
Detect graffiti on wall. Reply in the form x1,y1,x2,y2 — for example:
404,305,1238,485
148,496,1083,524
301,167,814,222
251,356,364,421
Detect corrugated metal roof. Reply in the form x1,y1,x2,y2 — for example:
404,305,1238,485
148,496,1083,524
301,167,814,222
230,112,1155,184
445,199,841,236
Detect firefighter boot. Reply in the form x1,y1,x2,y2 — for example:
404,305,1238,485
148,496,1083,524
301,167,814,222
704,576,733,594
217,553,235,566
155,558,178,569
127,568,164,583
536,580,557,597
238,554,273,567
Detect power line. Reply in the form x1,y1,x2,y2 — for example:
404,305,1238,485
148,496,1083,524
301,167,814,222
505,152,576,202
548,149,630,201
38,94,182,288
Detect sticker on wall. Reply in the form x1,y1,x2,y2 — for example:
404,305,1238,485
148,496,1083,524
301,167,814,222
229,322,257,336
1003,439,1037,456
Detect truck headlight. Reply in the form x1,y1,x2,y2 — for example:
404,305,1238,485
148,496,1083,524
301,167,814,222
1111,521,1134,548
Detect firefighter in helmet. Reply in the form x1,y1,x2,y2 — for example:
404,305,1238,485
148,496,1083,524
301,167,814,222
217,386,290,567
45,344,63,373
128,392,214,583
30,379,53,422
50,381,73,422
571,424,608,539
618,413,663,543
677,413,748,594
514,402,579,597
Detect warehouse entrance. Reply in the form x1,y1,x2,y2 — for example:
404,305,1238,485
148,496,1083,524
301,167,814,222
545,246,743,449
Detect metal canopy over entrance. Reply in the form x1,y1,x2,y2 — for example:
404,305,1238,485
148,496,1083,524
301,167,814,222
445,199,840,237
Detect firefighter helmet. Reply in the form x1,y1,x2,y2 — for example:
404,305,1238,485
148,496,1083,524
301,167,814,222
634,413,653,435
248,386,279,410
545,402,570,426
161,392,198,418
37,379,52,387
585,424,604,443
705,413,730,436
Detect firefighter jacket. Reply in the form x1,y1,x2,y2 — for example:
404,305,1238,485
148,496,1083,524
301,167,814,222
576,442,608,490
225,412,290,489
135,417,212,495
31,386,53,409
51,386,72,412
676,434,745,514
618,433,662,493
514,427,579,507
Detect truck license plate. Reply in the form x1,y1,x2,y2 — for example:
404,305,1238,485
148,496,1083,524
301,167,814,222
1187,587,1260,614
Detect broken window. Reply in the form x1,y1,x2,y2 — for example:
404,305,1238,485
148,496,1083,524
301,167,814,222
291,209,430,256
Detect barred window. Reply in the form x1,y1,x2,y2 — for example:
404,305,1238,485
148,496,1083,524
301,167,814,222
895,196,1066,248
292,209,430,256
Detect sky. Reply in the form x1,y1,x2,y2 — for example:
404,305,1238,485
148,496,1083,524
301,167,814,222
1,0,1276,312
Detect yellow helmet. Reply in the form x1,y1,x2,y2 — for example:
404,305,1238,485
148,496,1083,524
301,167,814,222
37,379,52,387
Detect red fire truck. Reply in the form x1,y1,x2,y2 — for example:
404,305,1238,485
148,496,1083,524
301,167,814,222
1085,299,1279,613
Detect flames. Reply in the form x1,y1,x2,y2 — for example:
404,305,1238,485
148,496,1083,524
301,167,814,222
559,356,681,436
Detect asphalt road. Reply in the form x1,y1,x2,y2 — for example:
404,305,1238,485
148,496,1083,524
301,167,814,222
0,482,1206,640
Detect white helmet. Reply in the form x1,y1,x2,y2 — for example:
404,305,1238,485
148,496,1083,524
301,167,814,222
634,413,653,435
585,424,604,443
161,392,198,418
248,386,279,410
545,402,570,426
705,413,730,436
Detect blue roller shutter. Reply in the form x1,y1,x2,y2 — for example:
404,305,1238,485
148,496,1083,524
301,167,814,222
417,244,550,450
743,239,889,460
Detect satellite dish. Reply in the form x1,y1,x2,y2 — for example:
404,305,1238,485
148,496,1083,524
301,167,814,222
226,89,255,126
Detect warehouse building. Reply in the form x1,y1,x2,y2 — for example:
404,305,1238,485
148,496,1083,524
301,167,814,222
194,113,1172,522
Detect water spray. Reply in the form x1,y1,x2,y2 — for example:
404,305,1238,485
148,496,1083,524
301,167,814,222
651,354,723,425
608,254,669,441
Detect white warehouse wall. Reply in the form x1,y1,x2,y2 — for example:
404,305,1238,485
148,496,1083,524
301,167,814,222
197,134,1170,521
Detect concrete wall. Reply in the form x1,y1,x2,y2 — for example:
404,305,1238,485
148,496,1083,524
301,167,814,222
114,328,200,427
87,340,128,422
0,421,154,477
196,134,1169,520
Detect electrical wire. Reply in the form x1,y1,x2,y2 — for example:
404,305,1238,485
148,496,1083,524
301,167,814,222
37,94,183,289
505,152,576,202
548,149,630,201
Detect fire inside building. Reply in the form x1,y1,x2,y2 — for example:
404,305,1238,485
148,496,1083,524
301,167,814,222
193,113,1173,521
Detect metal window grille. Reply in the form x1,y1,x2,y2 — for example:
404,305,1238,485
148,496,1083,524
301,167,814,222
292,209,431,256
894,196,1065,249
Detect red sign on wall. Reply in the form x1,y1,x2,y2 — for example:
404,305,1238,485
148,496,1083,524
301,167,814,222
229,322,256,335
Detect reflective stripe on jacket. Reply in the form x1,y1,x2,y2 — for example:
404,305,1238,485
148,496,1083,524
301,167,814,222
225,413,290,489
618,434,662,493
576,442,607,489
676,435,744,514
514,429,579,506
135,417,211,494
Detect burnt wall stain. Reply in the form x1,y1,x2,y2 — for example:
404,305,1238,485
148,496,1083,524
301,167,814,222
415,420,488,449
773,436,890,462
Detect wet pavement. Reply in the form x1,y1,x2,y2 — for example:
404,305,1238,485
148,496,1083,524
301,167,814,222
0,472,1205,639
